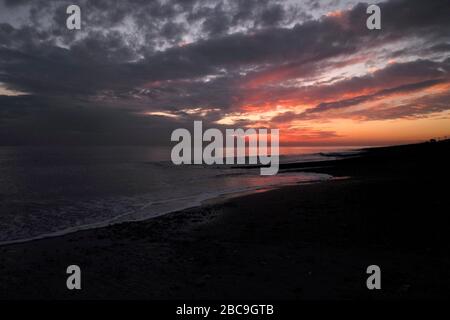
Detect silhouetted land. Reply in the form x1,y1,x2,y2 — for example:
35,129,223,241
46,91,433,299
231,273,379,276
0,140,449,299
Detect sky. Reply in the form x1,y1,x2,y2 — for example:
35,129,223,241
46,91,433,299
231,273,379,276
0,0,449,146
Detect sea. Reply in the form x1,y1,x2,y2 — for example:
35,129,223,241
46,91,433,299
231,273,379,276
0,146,362,244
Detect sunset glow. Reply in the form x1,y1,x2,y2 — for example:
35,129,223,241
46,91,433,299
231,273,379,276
0,0,449,147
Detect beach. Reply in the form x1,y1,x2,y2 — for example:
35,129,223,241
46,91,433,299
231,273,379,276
0,140,449,299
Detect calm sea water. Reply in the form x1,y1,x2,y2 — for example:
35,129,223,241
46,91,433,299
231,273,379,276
0,146,359,243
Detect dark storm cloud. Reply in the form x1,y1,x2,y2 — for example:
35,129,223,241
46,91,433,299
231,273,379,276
0,0,449,145
307,79,448,114
306,59,450,109
0,94,219,145
346,91,450,121
267,58,450,122
2,0,449,97
235,58,450,113
0,0,308,97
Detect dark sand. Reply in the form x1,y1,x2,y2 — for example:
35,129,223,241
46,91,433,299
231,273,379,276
1,140,449,299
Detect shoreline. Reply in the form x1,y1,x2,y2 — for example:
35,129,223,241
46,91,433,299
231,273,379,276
1,140,449,299
0,172,332,248
1,178,360,299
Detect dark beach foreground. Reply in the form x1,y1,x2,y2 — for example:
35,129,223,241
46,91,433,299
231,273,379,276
0,140,449,299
